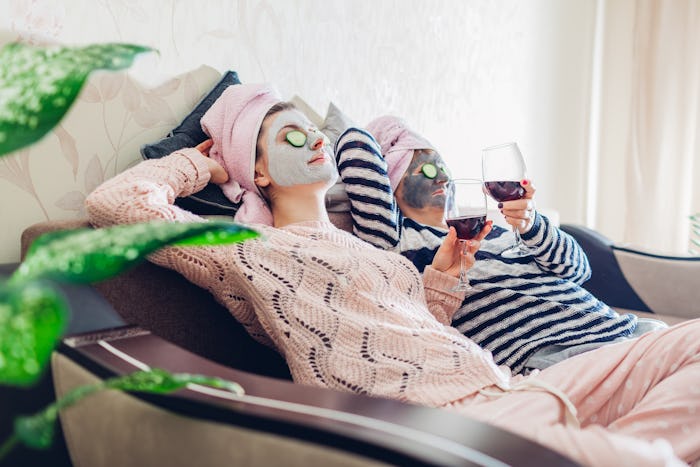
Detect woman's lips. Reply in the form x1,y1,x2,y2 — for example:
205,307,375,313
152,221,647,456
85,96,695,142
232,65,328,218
308,152,328,164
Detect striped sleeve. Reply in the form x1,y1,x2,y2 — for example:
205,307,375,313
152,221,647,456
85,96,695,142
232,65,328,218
335,128,401,249
519,213,592,284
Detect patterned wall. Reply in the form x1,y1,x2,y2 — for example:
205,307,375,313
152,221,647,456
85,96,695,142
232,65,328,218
0,0,596,262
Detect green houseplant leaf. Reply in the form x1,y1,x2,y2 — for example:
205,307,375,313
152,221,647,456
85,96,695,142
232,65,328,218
0,38,257,462
0,42,155,157
10,220,259,286
1,220,258,387
0,281,67,387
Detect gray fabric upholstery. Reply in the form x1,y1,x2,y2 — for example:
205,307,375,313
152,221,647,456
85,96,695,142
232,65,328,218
614,249,700,319
561,224,699,321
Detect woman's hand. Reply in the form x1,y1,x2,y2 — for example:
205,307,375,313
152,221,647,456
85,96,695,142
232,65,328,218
431,221,492,278
195,139,228,184
499,179,536,234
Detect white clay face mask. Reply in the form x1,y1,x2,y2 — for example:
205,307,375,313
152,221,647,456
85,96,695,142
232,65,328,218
265,110,338,187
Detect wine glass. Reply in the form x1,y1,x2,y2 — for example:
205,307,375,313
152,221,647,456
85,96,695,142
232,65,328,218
481,142,528,258
444,178,488,291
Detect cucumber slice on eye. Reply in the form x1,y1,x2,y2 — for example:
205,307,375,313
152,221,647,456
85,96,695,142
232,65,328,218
421,163,438,179
286,130,307,147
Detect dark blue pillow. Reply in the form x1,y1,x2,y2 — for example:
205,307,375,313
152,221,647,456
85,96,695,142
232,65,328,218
140,71,241,216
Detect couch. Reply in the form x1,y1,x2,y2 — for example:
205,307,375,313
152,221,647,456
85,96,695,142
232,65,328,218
17,213,698,467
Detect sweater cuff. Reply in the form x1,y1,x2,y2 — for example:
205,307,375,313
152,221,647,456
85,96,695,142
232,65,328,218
170,148,213,196
423,266,465,321
423,265,460,289
520,211,543,242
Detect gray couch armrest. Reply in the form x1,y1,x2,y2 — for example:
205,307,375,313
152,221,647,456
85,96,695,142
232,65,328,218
561,224,700,320
611,246,700,320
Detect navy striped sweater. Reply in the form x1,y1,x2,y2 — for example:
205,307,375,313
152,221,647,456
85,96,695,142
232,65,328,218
335,128,638,373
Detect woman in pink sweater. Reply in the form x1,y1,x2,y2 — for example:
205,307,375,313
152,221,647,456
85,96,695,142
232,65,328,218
86,83,699,467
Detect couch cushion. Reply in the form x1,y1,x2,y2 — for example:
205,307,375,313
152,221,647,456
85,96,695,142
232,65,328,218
140,71,242,216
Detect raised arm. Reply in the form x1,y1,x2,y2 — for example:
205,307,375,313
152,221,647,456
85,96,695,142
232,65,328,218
85,148,234,289
335,128,401,249
495,180,591,283
86,149,211,227
520,213,592,283
85,149,273,347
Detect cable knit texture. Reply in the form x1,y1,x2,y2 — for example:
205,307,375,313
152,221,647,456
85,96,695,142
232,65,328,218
85,149,511,407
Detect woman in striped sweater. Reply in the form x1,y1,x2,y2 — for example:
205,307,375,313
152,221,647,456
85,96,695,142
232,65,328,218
335,116,666,374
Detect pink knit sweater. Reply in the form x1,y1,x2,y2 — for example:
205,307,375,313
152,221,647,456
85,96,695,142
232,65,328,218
85,150,511,407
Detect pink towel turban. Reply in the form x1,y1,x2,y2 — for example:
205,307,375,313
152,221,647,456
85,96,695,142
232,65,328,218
365,115,435,190
200,83,283,226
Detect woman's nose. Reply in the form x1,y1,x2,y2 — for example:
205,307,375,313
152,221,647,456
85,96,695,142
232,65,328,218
307,129,327,151
310,136,324,151
436,172,449,184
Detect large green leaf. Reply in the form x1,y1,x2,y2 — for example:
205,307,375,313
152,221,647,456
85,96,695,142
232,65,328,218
11,221,259,285
0,42,154,157
105,367,244,395
0,281,67,387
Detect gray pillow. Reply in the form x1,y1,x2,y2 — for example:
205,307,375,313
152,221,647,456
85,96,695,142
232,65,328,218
321,102,356,149
140,71,241,216
322,102,355,212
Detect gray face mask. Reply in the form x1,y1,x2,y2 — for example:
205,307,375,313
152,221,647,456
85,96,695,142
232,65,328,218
399,149,451,210
264,109,338,187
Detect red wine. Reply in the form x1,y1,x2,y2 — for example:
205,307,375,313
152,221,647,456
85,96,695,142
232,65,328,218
446,215,486,240
484,181,525,202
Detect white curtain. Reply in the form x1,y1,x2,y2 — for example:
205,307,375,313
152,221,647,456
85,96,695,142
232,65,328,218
591,0,700,254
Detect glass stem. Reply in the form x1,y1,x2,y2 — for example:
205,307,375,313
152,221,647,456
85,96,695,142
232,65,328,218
458,239,469,286
513,227,523,247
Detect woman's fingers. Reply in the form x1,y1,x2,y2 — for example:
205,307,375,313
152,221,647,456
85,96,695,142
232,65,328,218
203,157,229,184
501,200,534,220
500,201,535,232
503,215,529,231
462,248,476,270
194,139,227,183
195,138,214,155
496,180,536,233
433,223,491,277
443,228,480,277
521,179,536,199
475,220,493,242
500,197,533,211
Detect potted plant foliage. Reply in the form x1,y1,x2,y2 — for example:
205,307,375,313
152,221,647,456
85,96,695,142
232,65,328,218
0,41,253,461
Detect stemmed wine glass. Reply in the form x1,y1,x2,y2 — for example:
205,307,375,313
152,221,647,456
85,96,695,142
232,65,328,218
481,142,529,258
444,178,488,291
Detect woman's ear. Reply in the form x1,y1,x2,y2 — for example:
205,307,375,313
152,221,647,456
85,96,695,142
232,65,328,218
253,163,271,189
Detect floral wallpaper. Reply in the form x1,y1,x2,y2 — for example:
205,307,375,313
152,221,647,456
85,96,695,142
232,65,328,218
0,63,221,262
0,0,598,262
